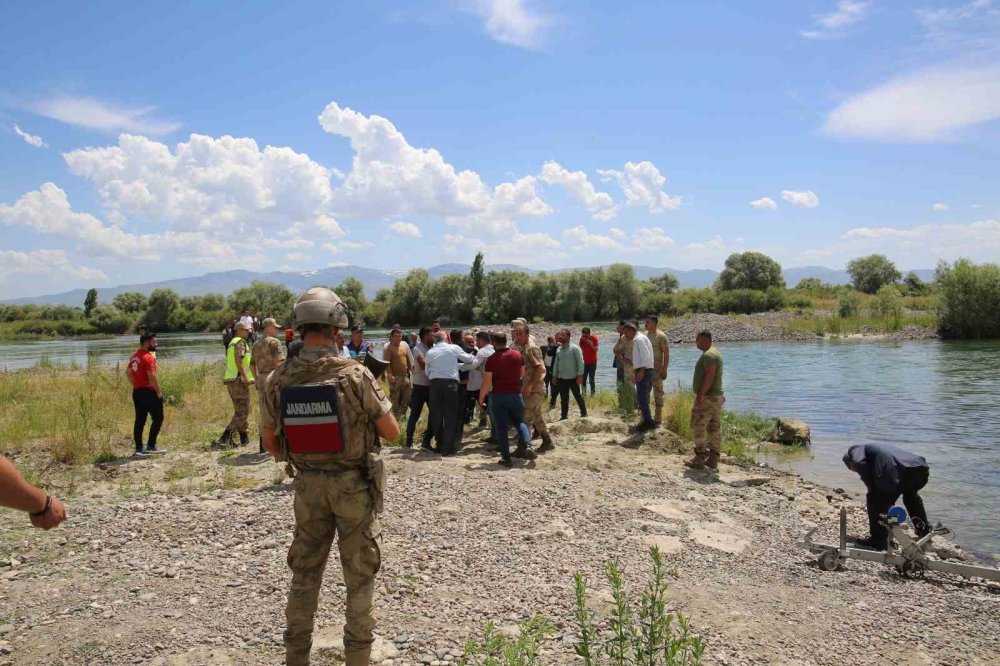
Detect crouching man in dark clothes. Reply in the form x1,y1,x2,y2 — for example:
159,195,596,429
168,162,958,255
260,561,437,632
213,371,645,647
843,443,931,550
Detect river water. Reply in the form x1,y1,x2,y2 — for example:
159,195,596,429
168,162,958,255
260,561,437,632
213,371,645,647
1,332,998,558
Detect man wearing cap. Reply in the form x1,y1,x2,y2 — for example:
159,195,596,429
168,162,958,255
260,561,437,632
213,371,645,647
624,321,657,432
383,327,413,420
260,286,399,666
250,317,287,453
644,314,670,424
127,332,165,456
214,320,254,448
509,318,528,352
346,324,373,363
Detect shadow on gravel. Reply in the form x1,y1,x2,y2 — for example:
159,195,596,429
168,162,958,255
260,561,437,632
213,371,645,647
219,452,272,467
251,483,294,495
682,468,721,485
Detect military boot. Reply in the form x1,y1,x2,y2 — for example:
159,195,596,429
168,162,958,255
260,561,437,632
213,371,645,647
537,434,555,453
706,451,720,471
684,452,709,469
513,443,537,460
258,436,265,454
345,646,371,666
238,431,249,447
210,429,232,449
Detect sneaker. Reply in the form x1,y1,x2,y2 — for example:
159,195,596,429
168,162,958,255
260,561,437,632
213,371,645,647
132,450,149,458
498,458,513,468
513,446,537,460
145,447,166,455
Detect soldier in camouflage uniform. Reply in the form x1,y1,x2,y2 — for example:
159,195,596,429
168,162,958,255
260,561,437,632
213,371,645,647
514,324,554,453
612,322,635,409
251,317,288,453
643,315,670,424
261,287,400,666
214,321,254,448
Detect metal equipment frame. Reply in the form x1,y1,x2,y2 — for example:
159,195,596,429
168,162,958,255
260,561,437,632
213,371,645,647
800,507,1000,583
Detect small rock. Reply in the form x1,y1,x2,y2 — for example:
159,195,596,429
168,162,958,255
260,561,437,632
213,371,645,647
0,626,13,637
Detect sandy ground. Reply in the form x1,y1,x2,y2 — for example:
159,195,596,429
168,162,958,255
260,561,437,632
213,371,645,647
1,415,997,666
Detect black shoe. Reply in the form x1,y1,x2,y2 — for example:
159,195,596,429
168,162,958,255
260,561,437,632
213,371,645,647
513,445,537,460
238,432,249,447
404,440,413,449
211,429,233,449
538,437,555,453
420,441,436,453
581,412,588,418
853,537,887,552
498,458,513,468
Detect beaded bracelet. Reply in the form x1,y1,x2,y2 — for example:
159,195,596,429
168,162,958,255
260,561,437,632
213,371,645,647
29,495,52,517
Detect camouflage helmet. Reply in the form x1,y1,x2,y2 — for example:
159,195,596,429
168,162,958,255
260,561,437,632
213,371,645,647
291,287,349,330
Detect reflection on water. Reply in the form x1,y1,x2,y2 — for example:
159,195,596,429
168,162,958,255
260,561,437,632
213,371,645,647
1,334,998,556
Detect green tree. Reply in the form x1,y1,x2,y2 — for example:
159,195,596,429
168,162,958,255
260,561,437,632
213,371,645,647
334,277,368,324
425,274,471,324
717,252,785,291
226,281,295,316
199,293,226,311
469,251,485,314
847,254,901,294
649,273,680,294
554,271,585,321
936,259,1000,339
83,288,98,317
870,284,903,321
478,271,533,322
604,264,641,318
903,271,928,295
582,268,607,319
795,277,823,291
88,304,132,334
385,269,431,325
145,288,181,330
835,290,860,318
112,291,147,314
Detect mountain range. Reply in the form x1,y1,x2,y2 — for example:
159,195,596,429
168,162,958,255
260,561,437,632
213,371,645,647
6,264,935,307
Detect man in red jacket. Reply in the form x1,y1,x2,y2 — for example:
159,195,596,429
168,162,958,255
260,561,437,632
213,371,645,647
126,332,166,456
579,327,599,396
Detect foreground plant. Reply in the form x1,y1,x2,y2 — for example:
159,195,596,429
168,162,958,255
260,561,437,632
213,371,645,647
458,615,554,666
575,546,705,666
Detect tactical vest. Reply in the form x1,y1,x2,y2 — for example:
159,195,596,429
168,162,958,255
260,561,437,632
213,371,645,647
224,337,254,382
276,355,379,467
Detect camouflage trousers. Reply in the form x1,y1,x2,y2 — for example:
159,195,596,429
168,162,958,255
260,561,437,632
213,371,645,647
226,380,250,433
285,469,382,666
691,395,725,455
255,372,272,435
523,390,548,437
389,378,411,420
652,367,666,409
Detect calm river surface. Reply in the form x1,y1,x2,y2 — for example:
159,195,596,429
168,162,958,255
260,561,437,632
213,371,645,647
1,333,998,558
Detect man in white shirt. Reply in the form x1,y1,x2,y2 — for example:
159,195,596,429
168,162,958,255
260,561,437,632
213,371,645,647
462,331,495,429
624,320,657,432
424,331,476,455
405,327,435,449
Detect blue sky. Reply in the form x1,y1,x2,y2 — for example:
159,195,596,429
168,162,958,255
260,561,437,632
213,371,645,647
1,0,998,298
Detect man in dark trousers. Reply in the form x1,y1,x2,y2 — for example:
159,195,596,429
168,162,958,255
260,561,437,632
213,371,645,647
843,443,931,550
127,332,166,456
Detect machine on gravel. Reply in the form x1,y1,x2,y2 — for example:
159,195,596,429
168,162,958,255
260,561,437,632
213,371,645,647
800,506,1000,583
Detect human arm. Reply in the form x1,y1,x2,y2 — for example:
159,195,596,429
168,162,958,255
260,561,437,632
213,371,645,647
375,412,400,442
695,364,716,410
479,373,493,407
574,347,585,384
660,339,669,380
0,456,67,529
148,368,163,399
236,341,254,385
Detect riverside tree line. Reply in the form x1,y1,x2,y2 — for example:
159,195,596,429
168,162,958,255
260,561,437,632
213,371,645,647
1,252,997,339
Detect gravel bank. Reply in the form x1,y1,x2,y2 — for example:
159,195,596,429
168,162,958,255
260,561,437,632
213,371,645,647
1,417,996,665
664,313,938,343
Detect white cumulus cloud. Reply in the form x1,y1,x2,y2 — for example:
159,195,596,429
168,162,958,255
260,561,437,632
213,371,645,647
801,1,870,39
440,231,562,265
539,161,618,221
563,225,623,250
932,202,949,211
634,227,675,249
468,0,553,50
597,161,681,214
823,65,1000,141
318,101,551,235
389,221,422,237
63,133,336,235
781,190,820,208
13,124,47,148
0,249,107,283
750,197,778,210
28,95,181,136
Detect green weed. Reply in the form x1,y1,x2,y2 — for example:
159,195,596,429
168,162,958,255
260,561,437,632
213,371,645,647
459,615,554,666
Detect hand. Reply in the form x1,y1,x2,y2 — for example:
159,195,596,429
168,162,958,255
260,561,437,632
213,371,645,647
29,497,67,530
576,376,584,385
523,386,533,397
156,391,163,400
659,369,667,380
635,369,645,382
695,395,705,411
247,377,255,386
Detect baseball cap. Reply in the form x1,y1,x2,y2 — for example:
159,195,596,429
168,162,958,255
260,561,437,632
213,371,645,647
235,321,251,331
139,331,157,342
261,317,279,328
623,321,638,331
644,314,658,322
350,323,364,333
